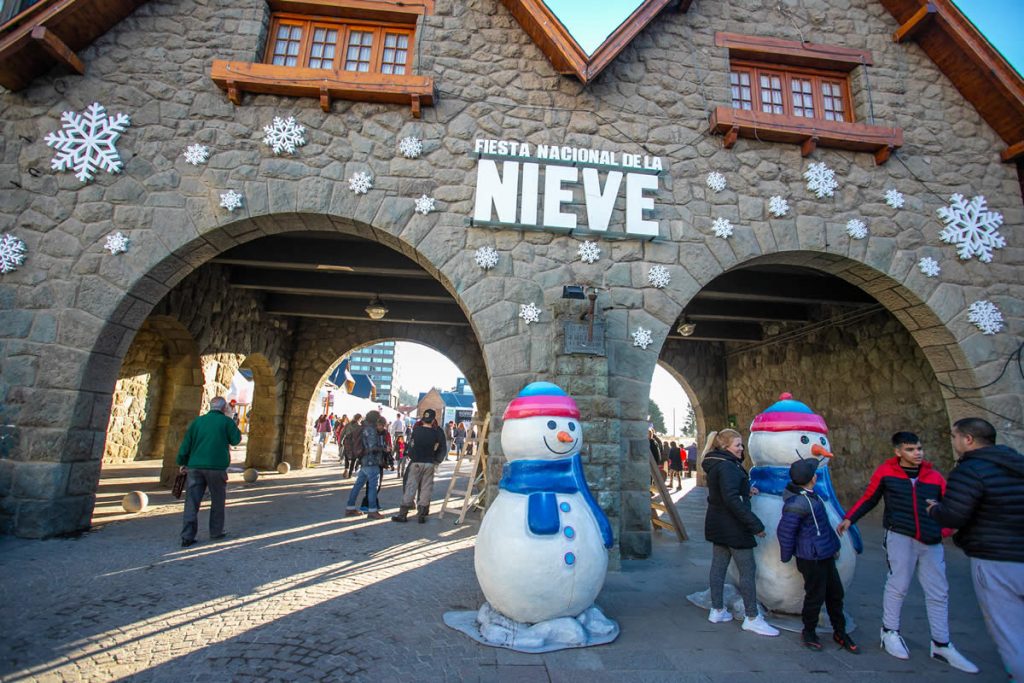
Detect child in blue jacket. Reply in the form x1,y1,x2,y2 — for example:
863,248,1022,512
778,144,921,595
777,458,859,653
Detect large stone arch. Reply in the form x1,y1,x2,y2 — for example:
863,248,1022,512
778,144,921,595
239,352,284,470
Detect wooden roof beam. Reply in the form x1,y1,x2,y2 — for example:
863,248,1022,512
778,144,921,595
265,294,467,326
892,2,936,43
227,267,452,303
30,25,83,74
1000,140,1024,163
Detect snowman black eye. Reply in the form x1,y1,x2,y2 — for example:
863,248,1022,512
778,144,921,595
820,437,827,446
547,420,557,430
800,436,810,444
568,422,576,432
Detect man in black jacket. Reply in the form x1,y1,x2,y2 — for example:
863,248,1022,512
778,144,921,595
926,418,1024,682
391,409,446,524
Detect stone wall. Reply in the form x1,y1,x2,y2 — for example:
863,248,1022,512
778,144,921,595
103,325,166,463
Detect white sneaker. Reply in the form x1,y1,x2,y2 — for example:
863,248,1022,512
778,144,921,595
931,642,979,674
880,628,910,660
741,614,779,637
708,607,733,623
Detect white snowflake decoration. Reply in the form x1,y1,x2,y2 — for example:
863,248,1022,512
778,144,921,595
706,171,727,193
768,195,789,218
44,102,131,183
711,217,734,239
938,194,1005,263
349,172,373,195
399,136,423,159
632,326,654,350
183,144,209,166
647,265,671,289
104,232,129,255
577,240,602,264
967,300,1004,335
804,161,838,199
918,256,941,278
414,195,435,215
519,302,541,325
885,188,905,209
262,116,306,155
474,246,500,270
0,233,27,274
220,190,243,212
846,218,868,240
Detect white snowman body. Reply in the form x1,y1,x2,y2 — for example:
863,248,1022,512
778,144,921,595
475,413,609,624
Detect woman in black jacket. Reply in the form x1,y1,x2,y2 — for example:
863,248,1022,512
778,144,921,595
701,429,778,636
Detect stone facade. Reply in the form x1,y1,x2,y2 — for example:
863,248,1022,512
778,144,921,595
0,0,1020,545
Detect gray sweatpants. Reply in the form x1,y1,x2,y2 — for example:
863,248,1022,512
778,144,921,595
971,558,1024,682
883,530,949,643
402,462,436,508
710,544,758,617
181,468,227,542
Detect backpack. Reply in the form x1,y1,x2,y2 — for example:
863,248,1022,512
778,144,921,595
344,428,366,462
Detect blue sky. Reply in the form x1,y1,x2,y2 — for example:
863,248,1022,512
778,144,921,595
954,0,1023,76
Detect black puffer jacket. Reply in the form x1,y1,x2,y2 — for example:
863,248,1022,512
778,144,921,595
928,444,1024,562
703,450,764,549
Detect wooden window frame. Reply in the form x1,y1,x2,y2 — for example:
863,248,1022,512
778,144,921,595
264,13,413,75
730,60,854,123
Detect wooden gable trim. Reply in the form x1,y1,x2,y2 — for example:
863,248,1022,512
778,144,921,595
267,0,433,25
715,32,873,72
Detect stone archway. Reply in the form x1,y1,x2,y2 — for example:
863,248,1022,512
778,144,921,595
239,352,283,470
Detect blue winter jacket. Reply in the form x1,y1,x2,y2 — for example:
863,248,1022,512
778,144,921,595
777,483,841,562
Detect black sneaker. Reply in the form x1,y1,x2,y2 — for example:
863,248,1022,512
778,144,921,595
211,532,228,540
834,632,861,654
181,539,197,548
802,630,822,650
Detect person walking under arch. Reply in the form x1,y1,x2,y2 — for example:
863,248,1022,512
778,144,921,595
392,409,446,524
343,410,388,519
339,414,363,478
454,421,467,458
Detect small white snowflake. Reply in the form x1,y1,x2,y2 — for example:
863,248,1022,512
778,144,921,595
632,326,654,350
918,256,941,278
220,190,243,212
768,195,789,218
519,302,541,325
706,171,727,193
413,195,435,215
104,232,129,255
938,193,1005,263
349,172,373,195
44,102,131,183
0,233,27,273
804,161,838,198
711,217,734,239
967,300,1004,335
647,265,671,289
577,240,602,264
399,136,423,159
885,188,905,209
262,116,306,155
474,246,500,270
183,144,209,166
846,218,868,240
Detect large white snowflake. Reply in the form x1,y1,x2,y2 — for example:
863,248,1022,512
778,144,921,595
44,102,131,183
632,326,654,350
349,172,373,195
804,161,838,198
706,171,727,193
104,232,129,255
846,218,868,240
183,144,209,166
967,300,1004,335
648,265,671,289
711,217,734,239
220,190,244,212
262,116,306,155
918,256,941,278
577,240,602,264
768,195,789,218
474,246,500,270
414,195,435,215
399,136,423,159
885,188,905,209
938,194,1005,263
0,233,27,273
519,302,541,325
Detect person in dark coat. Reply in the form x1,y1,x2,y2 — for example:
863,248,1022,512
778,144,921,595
701,429,778,637
926,418,1024,682
667,441,684,490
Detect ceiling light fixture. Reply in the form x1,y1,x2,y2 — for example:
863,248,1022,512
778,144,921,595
365,295,388,320
677,317,696,337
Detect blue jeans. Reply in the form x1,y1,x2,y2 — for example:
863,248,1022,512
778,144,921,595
346,466,381,512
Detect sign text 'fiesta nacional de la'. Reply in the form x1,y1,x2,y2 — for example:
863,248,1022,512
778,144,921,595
471,138,665,239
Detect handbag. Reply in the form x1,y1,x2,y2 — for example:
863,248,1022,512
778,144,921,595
172,470,187,499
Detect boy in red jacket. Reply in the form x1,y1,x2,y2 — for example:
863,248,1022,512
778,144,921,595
838,432,977,673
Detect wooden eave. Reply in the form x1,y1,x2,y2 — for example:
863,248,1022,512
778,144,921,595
499,0,679,84
0,0,149,91
879,0,1024,162
267,0,434,25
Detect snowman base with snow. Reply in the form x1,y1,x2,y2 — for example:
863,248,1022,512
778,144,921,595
443,382,619,652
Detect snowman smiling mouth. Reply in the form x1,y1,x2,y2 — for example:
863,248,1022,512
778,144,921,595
543,435,578,455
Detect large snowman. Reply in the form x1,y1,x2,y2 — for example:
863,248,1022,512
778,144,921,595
451,382,618,651
746,393,863,616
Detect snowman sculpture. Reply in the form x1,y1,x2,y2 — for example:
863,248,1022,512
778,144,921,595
746,393,863,617
444,382,619,652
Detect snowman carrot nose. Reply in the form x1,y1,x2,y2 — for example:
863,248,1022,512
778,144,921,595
556,431,574,443
811,443,832,458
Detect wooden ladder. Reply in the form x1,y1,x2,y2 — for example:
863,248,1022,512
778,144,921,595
440,413,489,525
649,454,687,541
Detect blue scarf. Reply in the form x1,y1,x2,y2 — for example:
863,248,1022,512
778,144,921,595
499,454,614,548
750,464,863,553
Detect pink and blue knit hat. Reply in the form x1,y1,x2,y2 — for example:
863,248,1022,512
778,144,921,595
750,392,828,434
503,382,580,420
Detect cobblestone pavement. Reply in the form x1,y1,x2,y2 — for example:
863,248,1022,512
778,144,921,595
0,460,1006,682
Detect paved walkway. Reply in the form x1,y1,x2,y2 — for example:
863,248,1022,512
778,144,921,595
0,458,1006,682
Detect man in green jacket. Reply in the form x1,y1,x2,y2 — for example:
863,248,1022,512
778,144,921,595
177,396,242,547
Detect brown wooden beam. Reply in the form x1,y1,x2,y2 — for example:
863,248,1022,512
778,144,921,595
892,3,937,43
666,320,763,343
696,270,876,306
211,236,432,278
723,125,739,149
874,144,894,166
228,267,451,303
801,136,818,157
1000,140,1024,163
265,294,467,326
30,26,84,74
681,300,812,324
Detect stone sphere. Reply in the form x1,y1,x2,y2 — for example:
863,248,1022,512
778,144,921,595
277,462,291,475
242,468,259,483
121,491,148,513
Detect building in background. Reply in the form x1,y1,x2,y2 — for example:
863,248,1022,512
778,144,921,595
417,378,476,427
347,342,396,405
